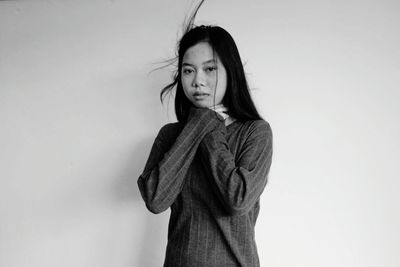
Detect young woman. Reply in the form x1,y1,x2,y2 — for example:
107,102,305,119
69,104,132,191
137,7,273,267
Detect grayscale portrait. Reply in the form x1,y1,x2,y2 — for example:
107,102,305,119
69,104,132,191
0,0,399,266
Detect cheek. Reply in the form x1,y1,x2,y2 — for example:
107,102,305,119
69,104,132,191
181,77,189,92
213,68,227,93
180,80,193,101
216,88,226,103
215,78,227,98
182,74,194,87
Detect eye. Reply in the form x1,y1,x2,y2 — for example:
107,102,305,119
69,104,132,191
205,66,217,73
182,68,194,74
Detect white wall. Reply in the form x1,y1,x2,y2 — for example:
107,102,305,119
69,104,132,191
1,1,399,266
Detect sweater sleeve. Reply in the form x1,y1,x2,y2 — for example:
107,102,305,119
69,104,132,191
199,120,273,216
137,107,224,214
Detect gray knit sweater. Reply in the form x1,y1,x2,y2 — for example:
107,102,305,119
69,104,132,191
138,107,273,267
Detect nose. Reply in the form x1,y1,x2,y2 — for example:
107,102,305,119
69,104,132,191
192,71,206,87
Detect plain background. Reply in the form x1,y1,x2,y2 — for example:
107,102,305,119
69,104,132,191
1,0,399,266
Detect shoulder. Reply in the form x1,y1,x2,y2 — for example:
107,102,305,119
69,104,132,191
233,120,273,150
240,120,273,155
241,119,272,139
160,122,181,133
157,122,183,141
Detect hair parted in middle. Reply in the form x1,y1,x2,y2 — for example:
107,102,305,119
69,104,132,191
160,0,262,123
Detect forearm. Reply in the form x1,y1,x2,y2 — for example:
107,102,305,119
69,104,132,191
138,107,224,213
199,121,273,216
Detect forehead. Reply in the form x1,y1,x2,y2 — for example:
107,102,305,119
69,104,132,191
182,42,217,63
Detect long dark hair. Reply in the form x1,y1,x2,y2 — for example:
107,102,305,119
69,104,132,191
160,1,262,123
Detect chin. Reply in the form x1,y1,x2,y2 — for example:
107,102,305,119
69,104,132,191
191,101,212,109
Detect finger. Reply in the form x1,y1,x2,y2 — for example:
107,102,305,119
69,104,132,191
214,107,228,113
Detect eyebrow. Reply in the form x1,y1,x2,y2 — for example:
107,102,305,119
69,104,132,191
182,59,217,67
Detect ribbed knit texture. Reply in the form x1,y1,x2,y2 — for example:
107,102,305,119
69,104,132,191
138,107,273,267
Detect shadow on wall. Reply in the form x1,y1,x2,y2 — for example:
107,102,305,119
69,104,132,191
112,133,169,266
112,138,153,202
102,68,171,266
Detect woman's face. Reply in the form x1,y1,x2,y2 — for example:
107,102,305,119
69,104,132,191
181,42,227,108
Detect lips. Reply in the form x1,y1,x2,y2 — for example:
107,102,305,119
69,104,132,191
193,92,209,97
193,92,209,101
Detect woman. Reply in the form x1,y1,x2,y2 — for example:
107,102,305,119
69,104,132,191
137,11,273,267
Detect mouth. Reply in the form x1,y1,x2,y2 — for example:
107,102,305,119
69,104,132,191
193,92,209,101
193,92,209,97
